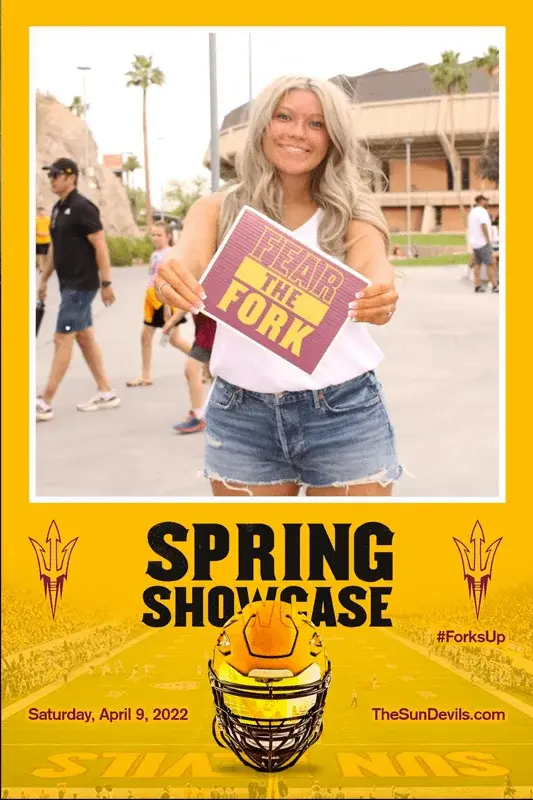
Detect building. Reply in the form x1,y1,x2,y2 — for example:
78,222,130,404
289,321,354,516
205,62,499,232
102,154,125,182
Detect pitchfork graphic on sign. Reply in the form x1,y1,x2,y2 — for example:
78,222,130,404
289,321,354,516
29,521,78,619
453,521,502,619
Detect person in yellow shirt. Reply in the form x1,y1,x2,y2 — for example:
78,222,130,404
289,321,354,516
36,206,51,272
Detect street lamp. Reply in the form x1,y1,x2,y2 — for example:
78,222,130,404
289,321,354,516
248,33,253,114
209,33,220,193
77,66,91,176
404,138,414,257
156,137,165,221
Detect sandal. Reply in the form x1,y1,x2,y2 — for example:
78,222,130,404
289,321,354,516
126,378,153,387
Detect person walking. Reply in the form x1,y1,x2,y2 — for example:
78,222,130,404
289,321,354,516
164,310,216,434
467,194,499,293
36,206,51,273
36,158,120,421
127,222,190,387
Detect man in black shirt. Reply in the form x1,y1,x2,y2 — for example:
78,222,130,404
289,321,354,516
37,158,121,420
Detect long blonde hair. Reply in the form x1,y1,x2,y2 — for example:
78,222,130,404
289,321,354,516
218,75,389,259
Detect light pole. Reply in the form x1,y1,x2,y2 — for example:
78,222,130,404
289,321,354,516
404,138,413,257
156,137,165,221
248,33,253,115
209,33,220,193
77,66,91,176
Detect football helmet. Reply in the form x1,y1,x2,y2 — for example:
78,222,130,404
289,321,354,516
208,600,331,772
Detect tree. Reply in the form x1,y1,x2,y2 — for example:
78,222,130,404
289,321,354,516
123,154,141,189
473,46,499,151
126,55,165,230
476,140,499,186
69,96,86,118
126,187,147,222
430,51,470,222
165,176,208,219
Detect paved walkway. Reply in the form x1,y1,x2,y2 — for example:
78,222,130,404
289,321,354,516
35,265,500,499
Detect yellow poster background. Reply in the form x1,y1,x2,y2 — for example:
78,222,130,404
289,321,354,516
2,9,531,800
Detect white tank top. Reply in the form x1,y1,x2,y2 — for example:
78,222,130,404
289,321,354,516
209,210,383,392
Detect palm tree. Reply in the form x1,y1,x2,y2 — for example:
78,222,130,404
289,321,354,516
69,96,85,118
473,46,499,151
430,51,470,223
123,154,141,189
126,55,165,230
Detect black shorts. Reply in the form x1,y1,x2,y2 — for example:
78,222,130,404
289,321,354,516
144,304,166,328
36,243,49,255
472,244,494,266
144,308,189,329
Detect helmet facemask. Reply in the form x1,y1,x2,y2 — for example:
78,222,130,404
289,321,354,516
209,660,331,772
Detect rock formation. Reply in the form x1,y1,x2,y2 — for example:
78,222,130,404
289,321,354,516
36,92,139,236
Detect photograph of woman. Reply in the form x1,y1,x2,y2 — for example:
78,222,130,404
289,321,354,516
157,75,401,497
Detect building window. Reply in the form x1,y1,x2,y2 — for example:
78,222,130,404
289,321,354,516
446,160,454,191
382,160,390,192
461,158,470,190
435,206,442,227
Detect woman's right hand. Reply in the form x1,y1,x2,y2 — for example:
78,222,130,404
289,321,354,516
155,258,206,314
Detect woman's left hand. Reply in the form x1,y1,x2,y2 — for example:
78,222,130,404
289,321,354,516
348,282,398,325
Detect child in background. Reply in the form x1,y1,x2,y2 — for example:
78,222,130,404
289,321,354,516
162,309,217,434
127,223,190,387
36,206,51,272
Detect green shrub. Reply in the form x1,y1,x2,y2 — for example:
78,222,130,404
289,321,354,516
106,236,153,266
131,235,153,264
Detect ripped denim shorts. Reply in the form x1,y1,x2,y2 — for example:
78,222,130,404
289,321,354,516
204,371,402,489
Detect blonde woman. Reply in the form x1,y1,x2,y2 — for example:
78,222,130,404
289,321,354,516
157,75,401,497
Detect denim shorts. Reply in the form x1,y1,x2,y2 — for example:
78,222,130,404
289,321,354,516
56,289,98,333
204,371,402,488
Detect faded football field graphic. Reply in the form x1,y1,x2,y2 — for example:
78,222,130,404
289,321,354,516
3,623,532,794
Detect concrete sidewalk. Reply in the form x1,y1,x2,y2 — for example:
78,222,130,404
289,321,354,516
35,265,500,499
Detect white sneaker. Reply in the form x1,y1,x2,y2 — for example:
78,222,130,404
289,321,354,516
77,394,121,412
36,397,54,422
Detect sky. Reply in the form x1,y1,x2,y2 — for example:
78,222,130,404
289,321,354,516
32,26,504,202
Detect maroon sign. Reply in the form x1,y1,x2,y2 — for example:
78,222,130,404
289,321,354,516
200,206,369,374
